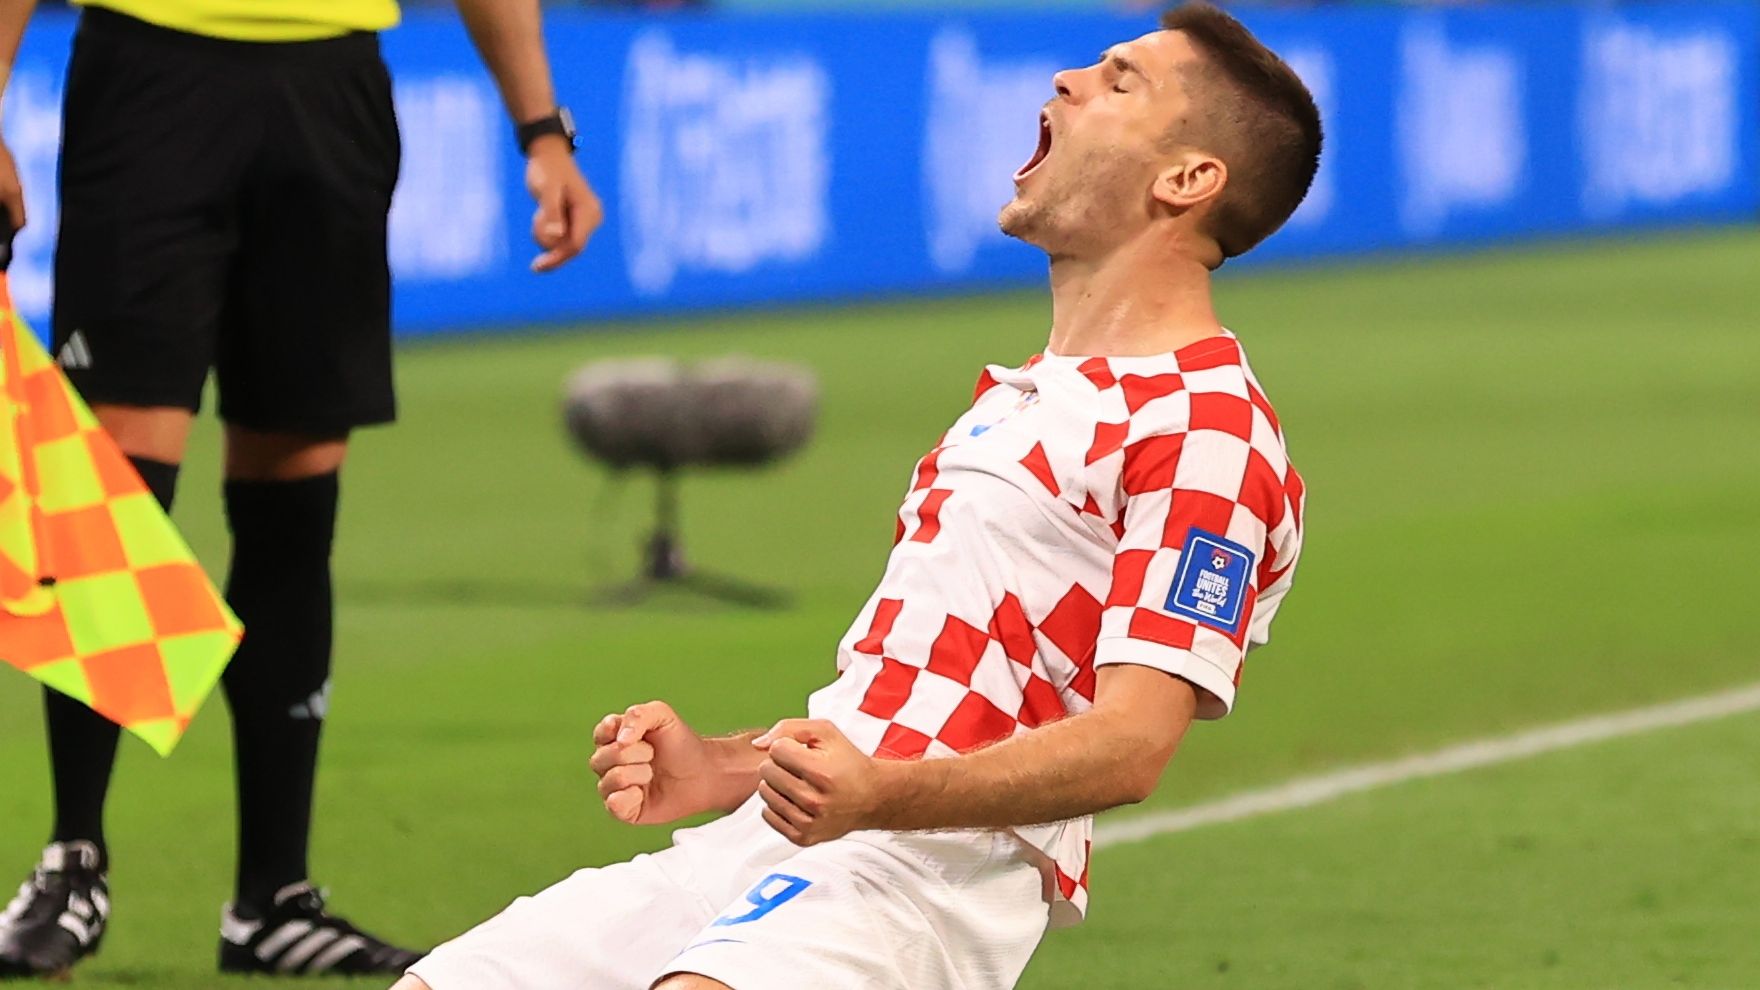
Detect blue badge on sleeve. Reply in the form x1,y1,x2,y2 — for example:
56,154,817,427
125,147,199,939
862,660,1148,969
1164,529,1256,634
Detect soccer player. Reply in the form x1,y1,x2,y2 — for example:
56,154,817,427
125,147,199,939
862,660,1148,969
0,0,599,978
399,4,1315,988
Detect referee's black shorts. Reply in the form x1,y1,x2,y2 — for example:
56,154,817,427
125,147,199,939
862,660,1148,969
52,8,402,435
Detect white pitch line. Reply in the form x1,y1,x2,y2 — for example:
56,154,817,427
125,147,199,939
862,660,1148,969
1095,681,1760,849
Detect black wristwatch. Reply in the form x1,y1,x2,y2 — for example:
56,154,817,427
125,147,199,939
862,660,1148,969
516,107,577,156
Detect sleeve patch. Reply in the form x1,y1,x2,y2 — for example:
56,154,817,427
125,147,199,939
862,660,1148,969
1164,529,1255,634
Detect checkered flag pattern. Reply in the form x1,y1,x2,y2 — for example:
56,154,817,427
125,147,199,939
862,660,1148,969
807,333,1304,925
0,281,241,756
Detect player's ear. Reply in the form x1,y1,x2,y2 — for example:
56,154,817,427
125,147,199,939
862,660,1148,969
1152,150,1226,212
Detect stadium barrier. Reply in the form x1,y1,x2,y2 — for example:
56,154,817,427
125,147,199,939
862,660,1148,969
3,1,1755,335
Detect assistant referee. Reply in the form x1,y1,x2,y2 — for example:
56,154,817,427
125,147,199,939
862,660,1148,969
0,0,600,977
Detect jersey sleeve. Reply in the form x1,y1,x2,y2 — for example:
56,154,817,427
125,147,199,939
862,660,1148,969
1093,400,1302,719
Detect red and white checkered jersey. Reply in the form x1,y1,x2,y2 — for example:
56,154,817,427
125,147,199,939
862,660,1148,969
806,331,1305,926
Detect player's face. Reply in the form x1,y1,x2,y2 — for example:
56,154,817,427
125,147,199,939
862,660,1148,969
999,31,1201,255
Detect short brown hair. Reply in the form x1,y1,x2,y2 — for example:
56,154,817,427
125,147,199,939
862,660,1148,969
1160,3,1322,259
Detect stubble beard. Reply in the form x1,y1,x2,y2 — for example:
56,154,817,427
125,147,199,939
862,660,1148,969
998,168,1080,254
998,150,1149,258
997,195,1049,244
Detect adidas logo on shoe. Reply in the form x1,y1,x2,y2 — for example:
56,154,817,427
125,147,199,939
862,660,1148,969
219,881,425,977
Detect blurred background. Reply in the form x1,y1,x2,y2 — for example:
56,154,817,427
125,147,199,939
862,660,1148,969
2,0,1757,987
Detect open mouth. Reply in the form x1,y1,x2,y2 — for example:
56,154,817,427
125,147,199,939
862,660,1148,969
1014,112,1052,181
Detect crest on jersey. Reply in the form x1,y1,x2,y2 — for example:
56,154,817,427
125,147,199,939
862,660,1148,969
1165,529,1255,634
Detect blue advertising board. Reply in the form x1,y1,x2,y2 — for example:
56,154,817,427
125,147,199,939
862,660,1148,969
2,2,1755,334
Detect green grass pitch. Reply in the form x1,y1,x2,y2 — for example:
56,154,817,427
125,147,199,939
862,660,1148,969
1,229,1757,988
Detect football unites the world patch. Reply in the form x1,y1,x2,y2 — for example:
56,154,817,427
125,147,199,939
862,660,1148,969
1164,529,1255,634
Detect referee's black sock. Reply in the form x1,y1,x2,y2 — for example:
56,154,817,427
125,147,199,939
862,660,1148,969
221,471,338,914
44,456,180,864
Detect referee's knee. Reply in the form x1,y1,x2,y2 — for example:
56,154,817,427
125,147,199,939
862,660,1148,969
387,976,431,990
223,424,349,481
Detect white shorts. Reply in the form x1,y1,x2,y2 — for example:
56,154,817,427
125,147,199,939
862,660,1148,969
409,797,1052,990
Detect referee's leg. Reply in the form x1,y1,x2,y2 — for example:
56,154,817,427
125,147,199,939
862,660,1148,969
208,19,407,959
92,407,196,465
29,3,238,945
42,405,191,856
217,426,349,912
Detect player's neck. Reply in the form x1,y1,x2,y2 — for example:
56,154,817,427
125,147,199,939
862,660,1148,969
1045,237,1222,358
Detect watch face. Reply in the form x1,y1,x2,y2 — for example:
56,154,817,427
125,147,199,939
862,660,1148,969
558,106,577,140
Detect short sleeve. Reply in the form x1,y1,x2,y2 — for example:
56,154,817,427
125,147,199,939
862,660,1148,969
1093,404,1301,719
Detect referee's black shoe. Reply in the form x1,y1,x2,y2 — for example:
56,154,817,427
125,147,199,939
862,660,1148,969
0,841,109,980
219,882,424,977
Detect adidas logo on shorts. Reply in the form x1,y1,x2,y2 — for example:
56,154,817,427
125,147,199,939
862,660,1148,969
56,330,93,371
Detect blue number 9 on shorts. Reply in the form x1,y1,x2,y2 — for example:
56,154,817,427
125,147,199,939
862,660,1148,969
710,873,812,927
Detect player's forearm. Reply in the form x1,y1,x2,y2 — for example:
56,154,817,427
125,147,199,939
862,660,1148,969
452,0,557,124
704,730,768,813
868,706,1186,831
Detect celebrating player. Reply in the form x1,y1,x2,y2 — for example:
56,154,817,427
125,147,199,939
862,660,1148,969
399,3,1316,988
0,0,599,978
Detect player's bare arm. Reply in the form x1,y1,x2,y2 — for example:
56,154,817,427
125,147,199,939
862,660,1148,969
0,0,40,229
452,0,603,272
588,701,769,825
753,665,1199,846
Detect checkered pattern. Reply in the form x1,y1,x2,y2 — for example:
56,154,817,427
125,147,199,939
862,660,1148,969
807,332,1304,926
0,288,241,756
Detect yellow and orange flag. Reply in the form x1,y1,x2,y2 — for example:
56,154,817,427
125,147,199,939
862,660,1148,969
0,274,240,756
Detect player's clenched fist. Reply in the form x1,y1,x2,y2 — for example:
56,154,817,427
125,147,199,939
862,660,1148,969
752,719,893,847
590,701,759,826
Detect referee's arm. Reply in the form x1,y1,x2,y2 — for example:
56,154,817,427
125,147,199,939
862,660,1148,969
455,0,603,271
0,0,39,229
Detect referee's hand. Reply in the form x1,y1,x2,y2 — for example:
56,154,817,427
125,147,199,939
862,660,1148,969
525,136,601,273
0,139,24,233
